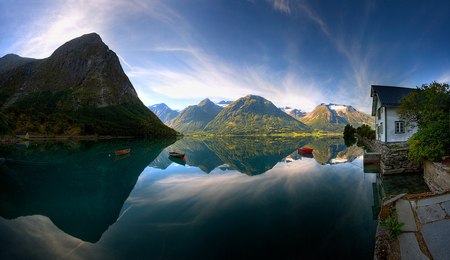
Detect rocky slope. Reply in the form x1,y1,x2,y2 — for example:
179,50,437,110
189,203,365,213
0,33,175,137
148,103,180,125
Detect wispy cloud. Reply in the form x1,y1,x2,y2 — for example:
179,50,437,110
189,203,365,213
268,0,291,14
437,71,450,84
5,0,170,58
127,45,326,111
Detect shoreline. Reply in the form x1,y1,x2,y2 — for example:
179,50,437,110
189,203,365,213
0,135,136,145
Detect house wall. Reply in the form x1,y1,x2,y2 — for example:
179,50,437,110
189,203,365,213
385,108,417,142
374,98,385,142
374,101,417,142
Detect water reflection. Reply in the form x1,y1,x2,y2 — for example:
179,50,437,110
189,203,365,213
0,138,176,243
364,164,430,220
0,136,378,259
151,136,365,175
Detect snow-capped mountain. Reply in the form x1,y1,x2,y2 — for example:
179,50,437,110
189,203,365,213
216,100,233,108
298,103,375,132
280,106,307,118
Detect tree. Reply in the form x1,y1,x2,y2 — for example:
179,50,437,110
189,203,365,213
398,81,450,130
343,124,356,137
398,81,450,162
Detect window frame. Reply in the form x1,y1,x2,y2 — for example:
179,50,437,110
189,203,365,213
395,121,405,134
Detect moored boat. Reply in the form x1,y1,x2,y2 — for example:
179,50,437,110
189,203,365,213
169,152,185,158
298,147,313,153
114,148,131,155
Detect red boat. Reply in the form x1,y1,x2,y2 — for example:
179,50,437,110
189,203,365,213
115,148,131,155
298,147,313,153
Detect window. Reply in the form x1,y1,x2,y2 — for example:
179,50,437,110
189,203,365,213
378,107,382,120
395,121,405,134
378,123,383,134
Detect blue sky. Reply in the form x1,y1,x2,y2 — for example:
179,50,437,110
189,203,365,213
1,0,450,113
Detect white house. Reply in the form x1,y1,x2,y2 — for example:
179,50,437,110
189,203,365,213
370,85,418,143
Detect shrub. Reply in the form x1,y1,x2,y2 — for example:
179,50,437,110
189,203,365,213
407,120,450,162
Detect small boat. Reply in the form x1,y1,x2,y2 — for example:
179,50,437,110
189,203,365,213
169,152,185,158
114,148,131,155
298,147,313,153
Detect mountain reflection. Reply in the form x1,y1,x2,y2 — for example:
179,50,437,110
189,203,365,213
0,138,175,243
151,136,364,175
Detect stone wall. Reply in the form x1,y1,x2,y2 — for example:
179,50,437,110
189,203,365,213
356,135,422,175
424,161,450,191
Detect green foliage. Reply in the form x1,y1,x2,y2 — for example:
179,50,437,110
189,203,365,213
407,121,450,162
343,124,356,137
356,124,375,140
398,81,450,130
398,81,450,162
2,102,176,137
380,207,404,240
0,113,12,135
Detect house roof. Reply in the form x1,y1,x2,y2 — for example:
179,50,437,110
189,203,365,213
371,85,415,116
15,132,28,135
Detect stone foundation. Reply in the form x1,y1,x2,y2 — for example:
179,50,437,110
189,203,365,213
356,135,422,175
424,161,450,191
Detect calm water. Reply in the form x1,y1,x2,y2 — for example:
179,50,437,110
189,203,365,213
0,136,428,259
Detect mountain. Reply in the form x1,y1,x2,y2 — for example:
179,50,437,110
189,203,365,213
280,106,307,119
217,100,233,108
148,103,179,124
0,33,175,137
203,95,311,135
169,98,222,134
298,103,374,132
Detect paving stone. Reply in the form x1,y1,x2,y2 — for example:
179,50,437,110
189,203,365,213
421,219,450,260
383,193,407,206
398,233,429,260
441,201,450,216
416,204,446,224
396,200,417,231
417,194,450,207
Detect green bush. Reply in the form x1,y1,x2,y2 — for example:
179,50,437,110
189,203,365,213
356,124,375,140
407,121,450,162
343,124,356,137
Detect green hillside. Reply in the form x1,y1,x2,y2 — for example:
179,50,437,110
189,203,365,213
169,98,222,134
203,95,311,135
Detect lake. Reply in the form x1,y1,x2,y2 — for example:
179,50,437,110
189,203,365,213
0,136,429,259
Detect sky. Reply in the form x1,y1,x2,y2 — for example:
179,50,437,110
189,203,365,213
1,0,450,113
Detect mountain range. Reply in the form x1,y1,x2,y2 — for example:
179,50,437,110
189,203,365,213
166,95,311,135
0,33,175,137
152,99,374,135
298,103,375,132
